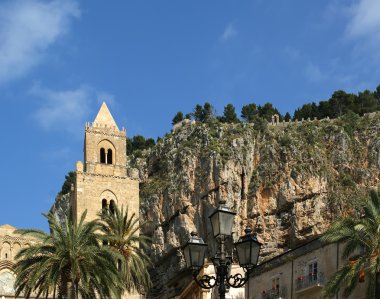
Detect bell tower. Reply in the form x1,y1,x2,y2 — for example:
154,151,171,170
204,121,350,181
72,102,139,223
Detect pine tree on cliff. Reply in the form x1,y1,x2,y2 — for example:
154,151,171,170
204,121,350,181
220,104,239,123
241,103,257,122
172,111,184,125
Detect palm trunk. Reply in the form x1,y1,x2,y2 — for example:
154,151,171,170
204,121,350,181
376,272,380,299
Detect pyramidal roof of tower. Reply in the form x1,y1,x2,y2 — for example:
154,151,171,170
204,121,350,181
93,102,119,130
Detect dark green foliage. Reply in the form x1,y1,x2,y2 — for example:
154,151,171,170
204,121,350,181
340,110,360,137
98,205,151,293
257,102,282,122
172,111,184,125
321,188,380,298
252,115,268,133
14,211,123,299
339,172,355,187
192,102,215,122
241,103,258,122
375,84,380,101
356,90,378,115
203,102,214,122
279,134,291,147
127,135,156,155
220,104,239,123
294,85,380,121
59,171,76,195
284,112,291,121
145,138,155,148
193,104,204,121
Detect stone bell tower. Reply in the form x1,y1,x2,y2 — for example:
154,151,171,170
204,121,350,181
72,102,139,223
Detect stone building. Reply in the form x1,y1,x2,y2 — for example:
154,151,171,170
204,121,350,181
72,102,139,224
0,224,37,299
246,238,366,299
0,102,141,299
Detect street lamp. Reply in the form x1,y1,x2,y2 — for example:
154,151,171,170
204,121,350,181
182,199,262,299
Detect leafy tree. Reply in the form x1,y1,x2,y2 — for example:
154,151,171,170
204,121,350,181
193,104,204,122
172,111,184,125
59,172,76,195
145,138,155,148
99,205,151,294
257,102,282,122
284,112,291,122
321,188,380,298
220,104,239,123
356,90,378,115
374,84,380,101
329,90,357,117
14,211,122,299
192,102,214,122
203,102,214,122
318,100,332,119
241,103,258,122
127,135,156,155
252,115,268,133
185,113,191,120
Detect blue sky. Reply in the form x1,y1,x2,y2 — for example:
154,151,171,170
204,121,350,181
0,0,379,230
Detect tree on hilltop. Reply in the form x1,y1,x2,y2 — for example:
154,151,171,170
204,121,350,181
257,102,282,122
172,111,184,125
192,102,215,122
241,103,258,122
220,104,239,123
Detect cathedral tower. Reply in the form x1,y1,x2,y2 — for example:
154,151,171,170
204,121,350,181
72,102,139,223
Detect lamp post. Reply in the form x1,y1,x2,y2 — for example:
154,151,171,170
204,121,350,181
182,200,262,299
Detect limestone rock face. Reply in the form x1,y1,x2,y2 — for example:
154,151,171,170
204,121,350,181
129,114,380,297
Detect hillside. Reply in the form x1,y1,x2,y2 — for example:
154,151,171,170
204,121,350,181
130,112,380,297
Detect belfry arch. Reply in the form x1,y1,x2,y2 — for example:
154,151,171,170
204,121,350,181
98,139,115,165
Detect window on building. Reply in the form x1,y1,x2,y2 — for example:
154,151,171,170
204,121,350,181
107,149,113,164
308,261,318,282
102,199,108,216
100,148,106,163
109,200,115,215
271,276,280,295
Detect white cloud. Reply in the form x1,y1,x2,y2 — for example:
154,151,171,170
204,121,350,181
0,0,79,84
346,0,380,39
220,23,237,42
30,84,115,134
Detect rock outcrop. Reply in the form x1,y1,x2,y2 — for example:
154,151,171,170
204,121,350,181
129,113,380,297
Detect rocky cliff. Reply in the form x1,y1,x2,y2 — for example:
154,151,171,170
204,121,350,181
129,112,380,297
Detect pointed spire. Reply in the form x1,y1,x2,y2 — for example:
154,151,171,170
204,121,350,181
93,102,119,130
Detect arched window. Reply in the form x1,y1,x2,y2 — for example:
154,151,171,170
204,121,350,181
117,259,122,271
107,149,113,164
100,148,106,163
102,199,108,216
109,200,115,215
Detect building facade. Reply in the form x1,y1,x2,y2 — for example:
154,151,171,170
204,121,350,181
0,224,37,299
246,238,366,299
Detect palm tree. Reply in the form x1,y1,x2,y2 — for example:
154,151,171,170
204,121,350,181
99,205,151,294
14,210,123,299
321,188,380,298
